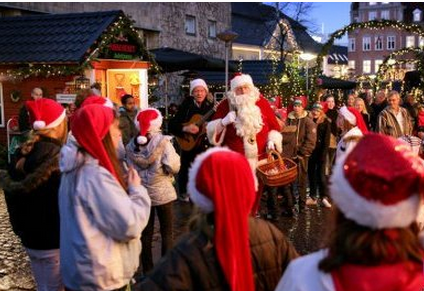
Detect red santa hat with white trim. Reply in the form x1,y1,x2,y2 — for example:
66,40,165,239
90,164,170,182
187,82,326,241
26,98,66,130
330,133,424,229
80,95,114,108
135,108,163,145
338,106,368,134
188,147,256,291
230,73,254,91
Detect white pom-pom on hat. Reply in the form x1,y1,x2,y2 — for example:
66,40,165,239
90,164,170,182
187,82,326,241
33,120,46,130
137,135,148,145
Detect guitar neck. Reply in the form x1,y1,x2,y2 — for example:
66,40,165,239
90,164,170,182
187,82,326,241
196,97,228,126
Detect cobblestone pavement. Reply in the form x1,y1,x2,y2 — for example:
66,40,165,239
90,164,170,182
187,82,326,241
0,191,35,291
0,190,332,290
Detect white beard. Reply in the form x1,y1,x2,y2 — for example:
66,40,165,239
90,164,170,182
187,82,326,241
228,87,263,138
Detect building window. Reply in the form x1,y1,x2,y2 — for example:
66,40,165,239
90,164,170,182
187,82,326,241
413,9,422,22
375,36,383,50
375,59,383,73
369,11,377,21
185,15,196,35
406,36,415,48
363,60,371,74
387,36,396,50
363,37,371,51
381,10,390,20
419,36,424,48
208,20,217,39
348,60,355,69
348,38,356,52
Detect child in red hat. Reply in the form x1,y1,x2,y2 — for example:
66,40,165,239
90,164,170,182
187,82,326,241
276,133,424,291
137,147,298,291
59,104,151,290
126,107,181,274
3,98,68,290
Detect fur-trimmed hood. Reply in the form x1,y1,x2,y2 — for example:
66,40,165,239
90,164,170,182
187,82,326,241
288,110,308,120
1,142,60,194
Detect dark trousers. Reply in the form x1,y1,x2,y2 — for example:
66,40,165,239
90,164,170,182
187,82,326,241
141,202,174,274
295,156,308,209
308,155,328,199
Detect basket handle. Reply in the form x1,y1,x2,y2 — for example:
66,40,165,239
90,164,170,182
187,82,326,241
267,149,284,163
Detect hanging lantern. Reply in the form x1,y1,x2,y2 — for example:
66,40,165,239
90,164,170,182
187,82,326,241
74,75,90,91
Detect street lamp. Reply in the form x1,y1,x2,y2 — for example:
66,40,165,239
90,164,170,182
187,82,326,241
299,52,317,95
217,30,238,93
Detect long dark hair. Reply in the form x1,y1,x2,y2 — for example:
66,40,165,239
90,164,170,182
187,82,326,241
319,209,423,272
102,132,127,190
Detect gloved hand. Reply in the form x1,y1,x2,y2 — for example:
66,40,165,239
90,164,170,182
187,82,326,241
221,111,237,126
266,141,275,151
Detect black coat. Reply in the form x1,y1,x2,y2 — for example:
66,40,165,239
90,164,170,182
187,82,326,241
136,217,298,291
2,136,61,250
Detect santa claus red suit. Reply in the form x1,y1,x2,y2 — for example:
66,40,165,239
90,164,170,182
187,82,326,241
206,74,282,170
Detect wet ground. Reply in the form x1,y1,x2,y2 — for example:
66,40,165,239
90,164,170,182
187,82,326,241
0,190,332,290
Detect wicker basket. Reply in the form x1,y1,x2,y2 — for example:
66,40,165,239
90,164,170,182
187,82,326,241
257,150,298,187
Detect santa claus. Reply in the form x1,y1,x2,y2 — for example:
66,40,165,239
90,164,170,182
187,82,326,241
206,74,282,170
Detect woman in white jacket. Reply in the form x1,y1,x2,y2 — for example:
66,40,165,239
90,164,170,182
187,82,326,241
59,104,151,291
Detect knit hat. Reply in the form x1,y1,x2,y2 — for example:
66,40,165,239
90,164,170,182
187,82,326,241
188,147,256,291
26,98,66,130
293,96,307,108
135,108,163,145
189,78,208,96
71,104,118,181
312,101,325,111
330,133,424,229
81,95,114,108
339,106,368,133
230,74,254,91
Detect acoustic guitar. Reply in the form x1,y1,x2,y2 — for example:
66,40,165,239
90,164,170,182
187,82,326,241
176,99,225,151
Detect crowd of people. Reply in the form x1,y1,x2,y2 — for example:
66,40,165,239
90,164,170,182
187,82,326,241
2,77,424,291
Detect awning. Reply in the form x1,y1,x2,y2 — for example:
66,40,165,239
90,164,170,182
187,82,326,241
318,76,356,90
150,47,236,72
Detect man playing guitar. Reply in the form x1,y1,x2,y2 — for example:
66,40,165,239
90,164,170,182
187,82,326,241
168,78,214,202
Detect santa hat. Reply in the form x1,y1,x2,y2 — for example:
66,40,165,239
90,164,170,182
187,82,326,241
339,106,368,133
293,96,308,108
81,95,114,108
188,147,255,291
26,98,66,130
135,108,163,145
330,133,424,229
71,104,119,181
230,73,254,91
189,78,208,96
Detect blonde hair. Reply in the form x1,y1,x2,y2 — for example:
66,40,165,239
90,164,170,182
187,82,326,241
354,98,369,115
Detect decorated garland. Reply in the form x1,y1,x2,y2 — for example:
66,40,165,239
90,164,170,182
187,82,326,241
0,13,160,81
